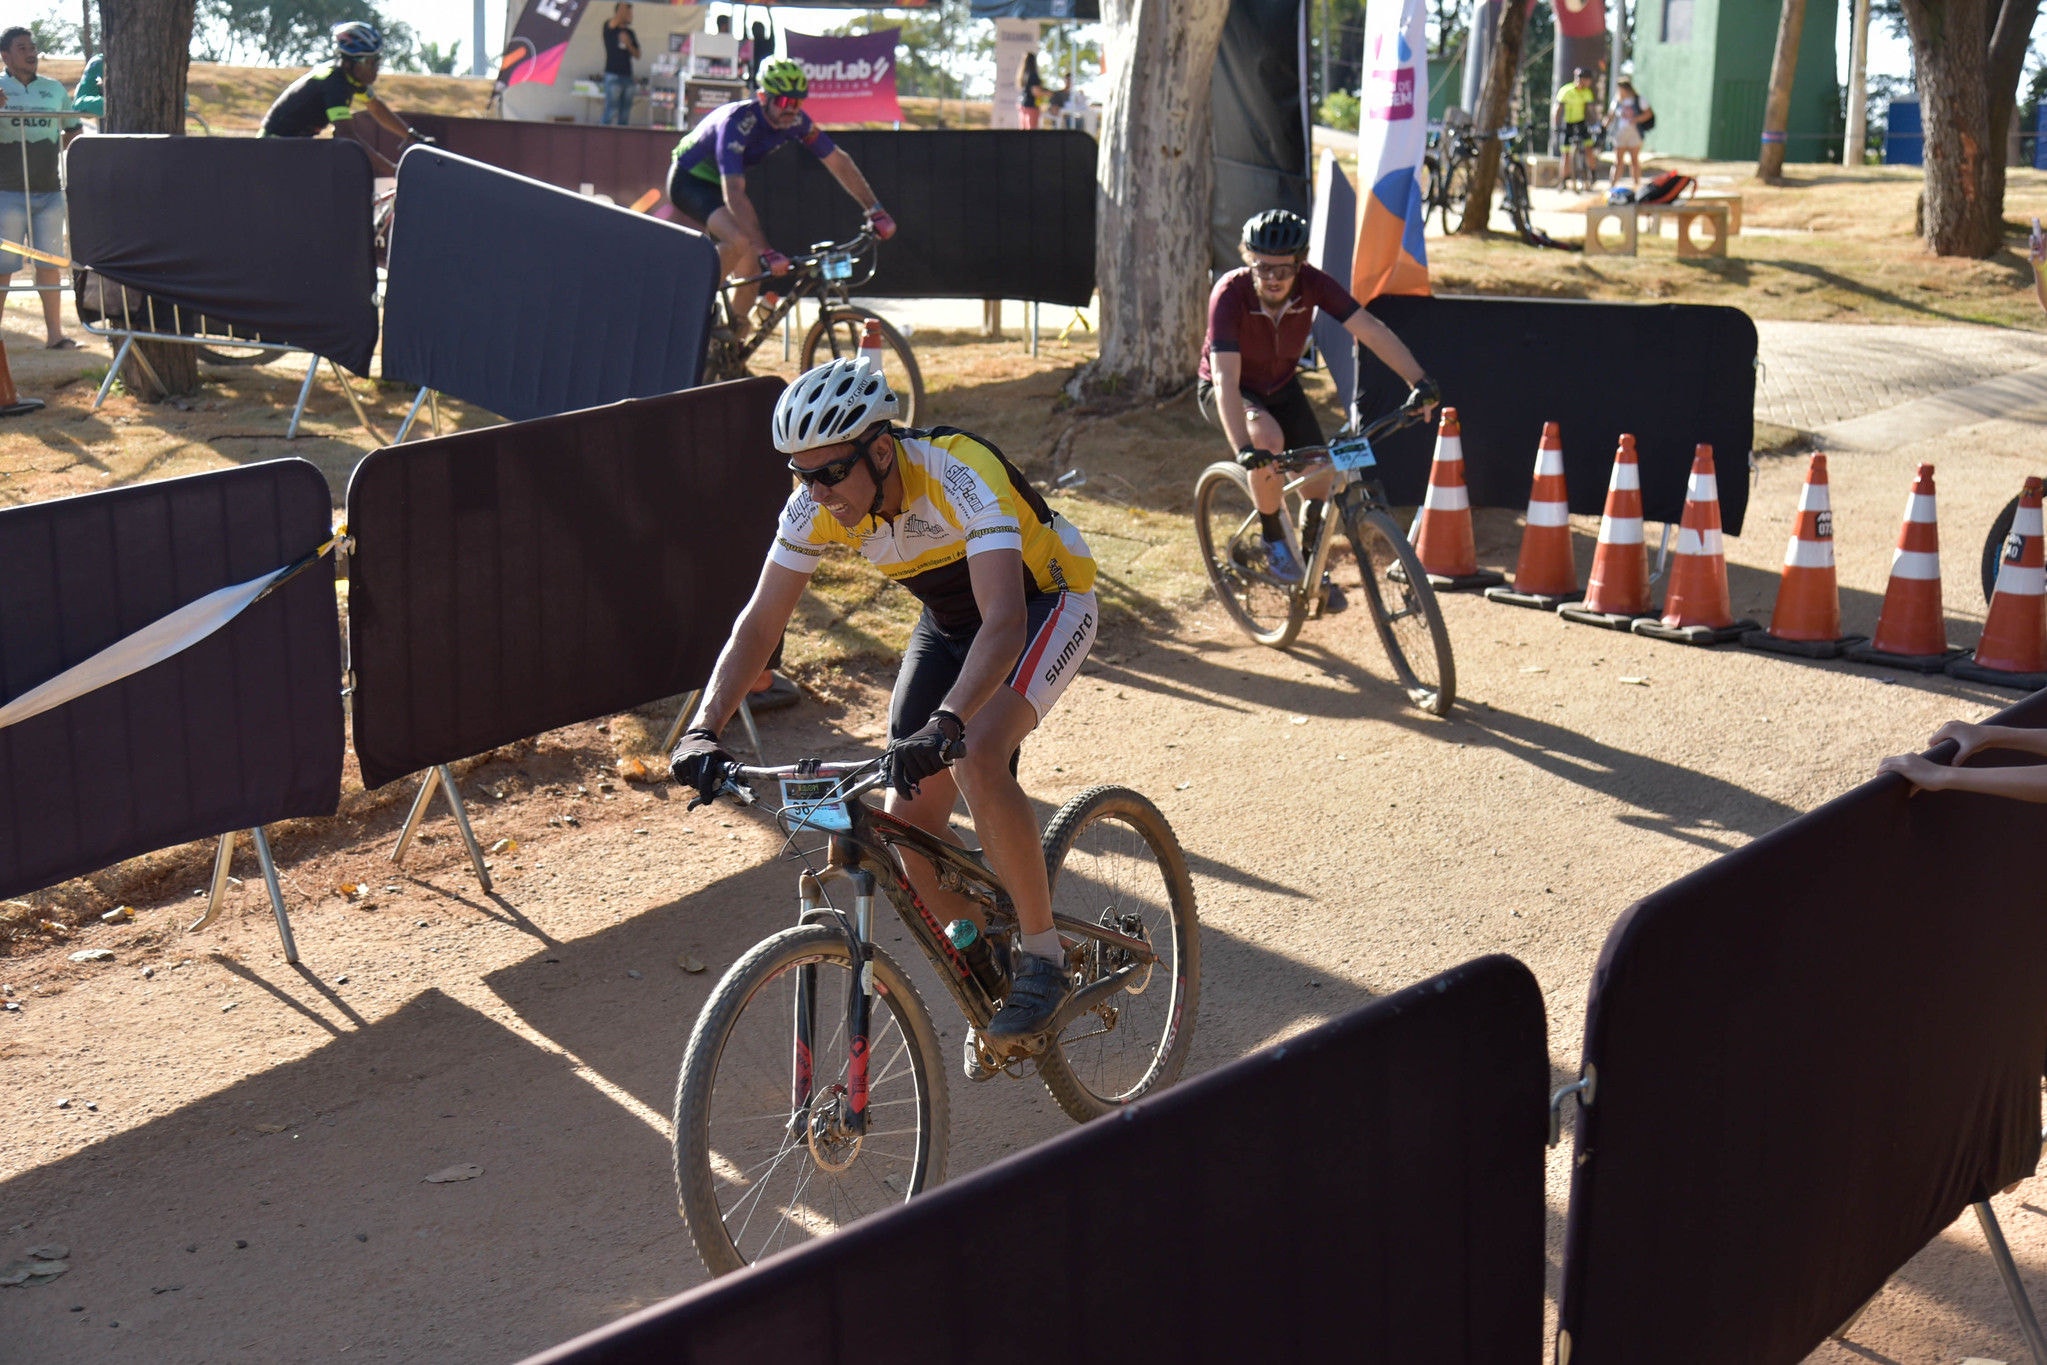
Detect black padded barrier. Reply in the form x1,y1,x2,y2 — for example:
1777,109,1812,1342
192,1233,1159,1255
349,120,1099,309
1556,686,2047,1365
380,148,721,424
1356,296,1757,534
0,460,343,900
1211,0,1309,271
521,954,1550,1365
344,378,787,792
64,136,380,374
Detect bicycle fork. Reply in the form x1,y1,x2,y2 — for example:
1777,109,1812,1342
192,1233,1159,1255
793,867,875,1141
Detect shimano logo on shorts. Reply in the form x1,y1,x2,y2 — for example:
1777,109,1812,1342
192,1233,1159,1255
1042,611,1095,685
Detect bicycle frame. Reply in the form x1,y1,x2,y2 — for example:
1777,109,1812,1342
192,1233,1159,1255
1251,405,1428,606
720,761,1161,1133
713,229,880,372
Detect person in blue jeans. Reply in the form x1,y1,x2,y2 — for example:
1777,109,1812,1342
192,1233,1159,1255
600,3,640,126
0,27,75,348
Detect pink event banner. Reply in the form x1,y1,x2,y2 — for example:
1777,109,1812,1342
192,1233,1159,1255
784,27,904,125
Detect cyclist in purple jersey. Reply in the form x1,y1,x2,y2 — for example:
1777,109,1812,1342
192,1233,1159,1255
668,56,896,340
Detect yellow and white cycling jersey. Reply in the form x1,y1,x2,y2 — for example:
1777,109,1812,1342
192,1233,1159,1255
769,426,1096,633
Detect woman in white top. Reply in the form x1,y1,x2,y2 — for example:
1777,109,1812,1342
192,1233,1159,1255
1607,79,1650,190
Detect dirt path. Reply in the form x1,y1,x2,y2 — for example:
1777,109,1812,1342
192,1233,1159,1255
8,322,2047,1357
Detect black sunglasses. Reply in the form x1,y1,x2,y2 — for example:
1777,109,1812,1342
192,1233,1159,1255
789,448,863,488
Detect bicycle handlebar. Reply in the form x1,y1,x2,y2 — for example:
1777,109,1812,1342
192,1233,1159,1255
1240,402,1434,473
730,226,881,289
706,755,890,811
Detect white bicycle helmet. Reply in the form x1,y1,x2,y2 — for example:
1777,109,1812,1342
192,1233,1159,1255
773,358,901,454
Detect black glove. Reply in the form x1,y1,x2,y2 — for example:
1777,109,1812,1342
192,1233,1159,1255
1403,376,1441,414
1236,445,1272,471
885,710,965,798
403,131,436,148
670,727,735,808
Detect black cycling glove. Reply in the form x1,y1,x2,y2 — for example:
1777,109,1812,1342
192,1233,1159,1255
1403,376,1441,414
670,727,735,808
1236,445,1272,470
885,710,966,798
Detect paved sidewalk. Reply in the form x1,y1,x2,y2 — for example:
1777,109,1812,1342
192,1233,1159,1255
1754,321,2047,432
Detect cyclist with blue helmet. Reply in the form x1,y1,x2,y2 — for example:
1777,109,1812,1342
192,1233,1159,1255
668,55,895,341
261,21,431,149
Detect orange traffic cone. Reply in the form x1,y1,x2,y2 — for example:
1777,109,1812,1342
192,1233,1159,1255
1485,421,1582,610
1847,464,1962,672
1409,408,1503,592
1743,454,1866,658
1949,476,2047,689
1560,434,1652,629
1633,444,1758,645
0,338,43,417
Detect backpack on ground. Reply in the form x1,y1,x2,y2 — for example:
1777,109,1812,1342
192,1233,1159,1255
1637,171,1694,205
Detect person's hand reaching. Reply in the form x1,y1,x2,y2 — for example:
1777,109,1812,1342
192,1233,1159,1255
1877,752,1952,791
1928,719,1990,764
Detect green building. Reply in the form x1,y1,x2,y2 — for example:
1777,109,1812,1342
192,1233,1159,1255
1630,0,1841,162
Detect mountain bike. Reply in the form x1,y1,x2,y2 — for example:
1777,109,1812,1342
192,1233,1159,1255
702,226,925,425
1194,402,1456,715
672,755,1199,1274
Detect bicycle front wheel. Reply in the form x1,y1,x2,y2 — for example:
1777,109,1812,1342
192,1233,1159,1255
1347,507,1457,715
802,307,925,427
1194,460,1306,649
673,924,949,1275
1984,492,2021,604
1036,786,1200,1123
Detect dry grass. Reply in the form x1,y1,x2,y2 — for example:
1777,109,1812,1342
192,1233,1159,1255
1430,160,2047,329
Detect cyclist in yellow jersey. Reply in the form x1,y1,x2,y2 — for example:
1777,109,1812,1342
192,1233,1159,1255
1553,68,1601,191
672,359,1099,1052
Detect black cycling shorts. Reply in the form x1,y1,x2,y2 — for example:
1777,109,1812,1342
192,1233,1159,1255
1197,373,1325,456
1563,120,1593,148
666,162,725,227
889,591,1098,753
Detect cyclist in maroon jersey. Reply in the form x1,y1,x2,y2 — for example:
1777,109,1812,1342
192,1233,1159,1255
1199,209,1436,587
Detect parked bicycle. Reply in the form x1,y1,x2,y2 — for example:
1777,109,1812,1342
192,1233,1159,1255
703,226,926,425
1426,125,1552,249
671,754,1199,1274
1194,401,1456,714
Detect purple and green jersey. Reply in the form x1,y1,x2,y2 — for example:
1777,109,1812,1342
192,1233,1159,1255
672,99,837,186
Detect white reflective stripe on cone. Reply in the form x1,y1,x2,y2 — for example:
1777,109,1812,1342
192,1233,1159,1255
1434,439,1464,464
1534,448,1566,476
1797,483,1832,512
1889,548,1941,579
1994,564,2047,597
1423,483,1470,511
1904,493,1937,523
1675,526,1724,557
1526,500,1570,528
2017,504,2045,537
1599,518,1645,545
1686,474,1720,503
1784,537,1836,569
1609,462,1640,491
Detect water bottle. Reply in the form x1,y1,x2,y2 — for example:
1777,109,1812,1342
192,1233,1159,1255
944,919,1009,999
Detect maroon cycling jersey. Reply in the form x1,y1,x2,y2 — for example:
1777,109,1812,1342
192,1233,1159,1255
1199,264,1360,397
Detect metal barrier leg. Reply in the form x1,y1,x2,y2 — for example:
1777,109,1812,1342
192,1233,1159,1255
438,764,493,892
190,830,237,932
1030,301,1039,357
1976,1199,2047,1365
94,335,132,408
735,696,765,761
286,352,320,439
392,385,429,443
659,687,703,756
123,342,164,401
391,766,443,866
249,826,299,964
428,390,441,437
328,360,390,444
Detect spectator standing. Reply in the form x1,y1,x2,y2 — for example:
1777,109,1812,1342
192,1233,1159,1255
601,3,640,127
0,27,75,349
71,52,101,121
1606,79,1650,190
1018,51,1047,130
1552,67,1600,192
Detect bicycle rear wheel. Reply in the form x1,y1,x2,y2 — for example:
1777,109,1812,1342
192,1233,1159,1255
1194,460,1306,649
802,307,924,427
1035,786,1200,1123
673,924,948,1275
1440,154,1475,233
1346,506,1456,715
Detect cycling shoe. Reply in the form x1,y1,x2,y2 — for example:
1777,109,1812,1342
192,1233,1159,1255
984,952,1072,1048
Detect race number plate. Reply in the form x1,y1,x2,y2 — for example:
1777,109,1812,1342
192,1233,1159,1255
779,776,852,833
822,252,855,282
1329,435,1378,472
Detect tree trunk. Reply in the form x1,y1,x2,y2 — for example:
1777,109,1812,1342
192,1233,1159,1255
79,0,94,60
1075,0,1231,400
1756,0,1809,183
1982,0,2040,238
97,0,200,396
1843,0,1870,165
1899,0,2000,255
1456,0,1531,235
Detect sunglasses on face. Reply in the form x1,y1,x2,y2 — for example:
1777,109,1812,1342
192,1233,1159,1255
1248,261,1299,280
789,447,864,488
768,94,804,112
